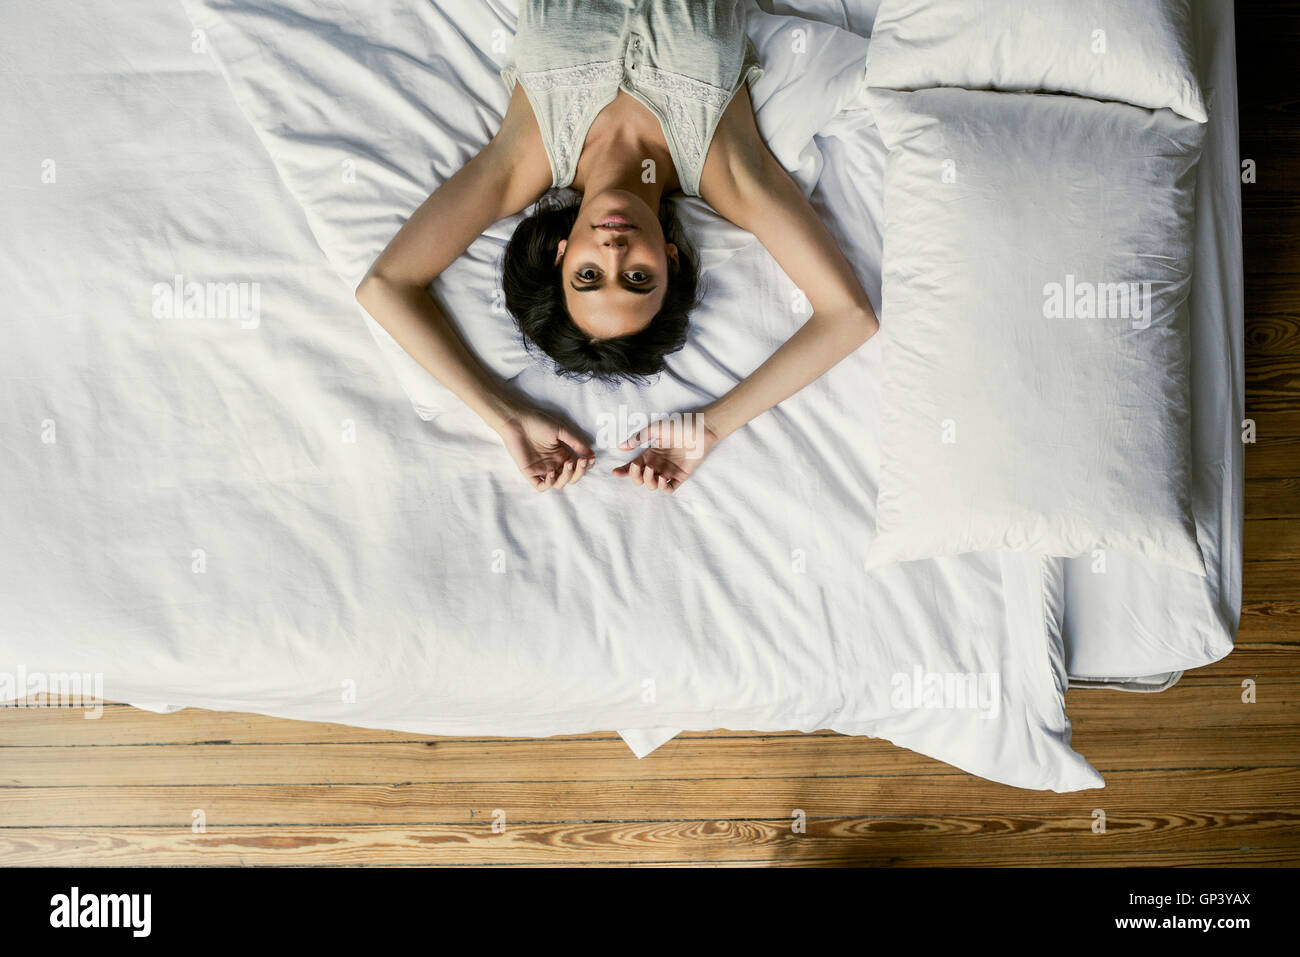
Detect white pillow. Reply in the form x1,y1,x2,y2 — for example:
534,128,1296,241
865,0,1207,123
862,87,1206,576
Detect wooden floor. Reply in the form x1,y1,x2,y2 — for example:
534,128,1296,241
1,6,1297,867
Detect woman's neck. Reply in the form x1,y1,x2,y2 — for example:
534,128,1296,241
580,163,665,212
574,111,676,207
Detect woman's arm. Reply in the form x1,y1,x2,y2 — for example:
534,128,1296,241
613,88,879,492
356,86,596,490
698,86,880,437
355,85,548,430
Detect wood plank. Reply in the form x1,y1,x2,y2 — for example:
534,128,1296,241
1099,645,1298,679
1246,306,1300,356
1244,215,1300,275
1242,559,1300,601
0,737,979,787
2,767,1297,827
1246,478,1300,518
0,722,1295,789
1237,601,1300,643
1245,435,1300,478
1244,517,1300,559
1245,355,1300,412
0,814,1295,866
1244,411,1300,439
1066,681,1296,726
1066,725,1300,771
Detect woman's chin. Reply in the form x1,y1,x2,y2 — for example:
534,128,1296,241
591,188,649,215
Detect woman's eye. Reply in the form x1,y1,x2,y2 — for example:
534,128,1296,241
626,271,648,284
577,268,598,281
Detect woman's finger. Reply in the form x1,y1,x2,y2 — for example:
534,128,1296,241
569,456,589,486
557,426,594,459
551,458,576,490
619,421,658,451
628,461,644,486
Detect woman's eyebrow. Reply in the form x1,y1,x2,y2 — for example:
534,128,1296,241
569,281,658,296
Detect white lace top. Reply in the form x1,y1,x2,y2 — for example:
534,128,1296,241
500,0,764,198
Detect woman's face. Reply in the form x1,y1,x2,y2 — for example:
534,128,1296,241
555,189,679,339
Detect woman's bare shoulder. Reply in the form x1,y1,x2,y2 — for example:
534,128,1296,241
488,83,555,213
697,85,781,226
362,85,555,288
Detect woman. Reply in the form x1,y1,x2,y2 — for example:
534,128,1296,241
356,0,879,493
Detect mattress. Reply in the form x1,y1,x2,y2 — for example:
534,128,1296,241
0,0,1240,787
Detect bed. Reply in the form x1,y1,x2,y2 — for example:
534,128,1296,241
0,0,1240,791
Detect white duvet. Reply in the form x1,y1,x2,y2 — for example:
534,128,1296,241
0,0,1241,792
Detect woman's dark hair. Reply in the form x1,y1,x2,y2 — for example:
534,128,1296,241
501,192,701,383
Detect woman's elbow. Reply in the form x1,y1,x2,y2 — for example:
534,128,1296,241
859,308,881,340
354,272,387,312
845,304,880,345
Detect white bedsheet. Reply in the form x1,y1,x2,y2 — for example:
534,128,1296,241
0,0,1240,791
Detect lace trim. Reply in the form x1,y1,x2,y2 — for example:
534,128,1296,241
519,60,734,190
521,59,622,93
519,61,621,185
637,65,733,111
558,88,612,183
638,66,734,184
662,96,704,178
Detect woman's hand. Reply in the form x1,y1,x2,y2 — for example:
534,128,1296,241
612,411,722,494
497,408,595,492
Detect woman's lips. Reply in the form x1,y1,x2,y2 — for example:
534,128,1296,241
596,214,633,227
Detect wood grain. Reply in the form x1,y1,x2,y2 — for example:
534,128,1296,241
0,812,1296,867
